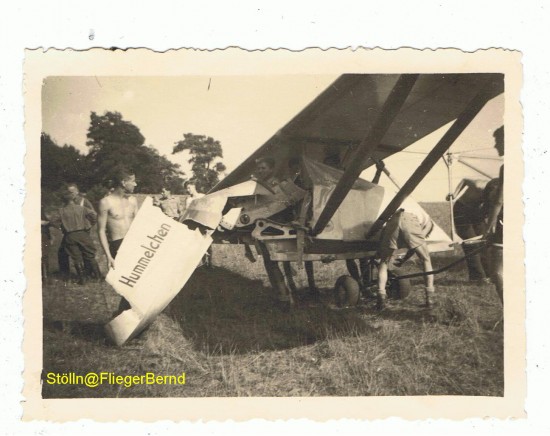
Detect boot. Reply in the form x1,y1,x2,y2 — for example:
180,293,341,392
376,292,387,311
424,287,435,308
58,248,70,279
88,259,102,281
74,262,86,285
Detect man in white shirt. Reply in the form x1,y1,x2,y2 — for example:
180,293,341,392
377,205,435,310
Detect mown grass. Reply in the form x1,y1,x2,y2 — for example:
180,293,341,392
41,202,503,398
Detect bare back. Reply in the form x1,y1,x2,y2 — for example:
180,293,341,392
457,179,487,206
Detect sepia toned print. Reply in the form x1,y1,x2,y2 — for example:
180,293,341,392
23,48,524,420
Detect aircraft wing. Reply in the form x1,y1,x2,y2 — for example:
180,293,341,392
212,73,503,192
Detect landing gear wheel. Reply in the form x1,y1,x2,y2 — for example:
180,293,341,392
387,277,412,300
334,275,360,307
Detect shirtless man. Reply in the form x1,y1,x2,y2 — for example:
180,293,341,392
484,126,504,303
447,178,489,282
98,168,138,269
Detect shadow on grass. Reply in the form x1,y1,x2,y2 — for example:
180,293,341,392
373,305,435,323
43,319,107,344
167,266,375,354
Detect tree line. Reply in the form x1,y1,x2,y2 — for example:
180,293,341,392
41,111,226,208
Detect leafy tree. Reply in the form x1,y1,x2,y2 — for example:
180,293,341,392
86,111,185,193
172,133,226,193
41,133,92,206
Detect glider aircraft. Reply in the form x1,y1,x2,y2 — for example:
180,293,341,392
105,73,504,345
184,74,504,300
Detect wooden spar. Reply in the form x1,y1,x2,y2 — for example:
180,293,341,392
311,74,419,235
365,79,501,240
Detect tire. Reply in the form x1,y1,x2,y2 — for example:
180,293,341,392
334,275,360,307
388,278,412,300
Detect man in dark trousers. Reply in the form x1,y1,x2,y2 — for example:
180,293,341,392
57,191,100,285
447,178,490,282
98,167,139,315
58,183,98,280
41,207,53,283
484,126,504,303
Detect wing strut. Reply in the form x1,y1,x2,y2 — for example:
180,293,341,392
312,74,419,235
372,158,402,190
365,78,501,240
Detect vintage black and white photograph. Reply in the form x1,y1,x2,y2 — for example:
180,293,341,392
23,48,524,420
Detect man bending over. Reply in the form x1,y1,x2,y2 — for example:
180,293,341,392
377,206,435,310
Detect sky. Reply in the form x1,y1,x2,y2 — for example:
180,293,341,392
42,75,504,202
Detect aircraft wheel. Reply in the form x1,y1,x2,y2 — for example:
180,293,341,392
388,278,412,300
334,275,360,307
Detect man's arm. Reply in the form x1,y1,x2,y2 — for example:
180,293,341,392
447,179,471,201
97,197,115,269
393,249,416,267
484,181,503,237
130,196,139,216
48,210,62,230
82,197,98,225
82,197,95,212
85,207,98,226
484,167,504,238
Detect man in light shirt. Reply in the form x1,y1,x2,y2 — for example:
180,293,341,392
154,186,181,219
377,205,435,310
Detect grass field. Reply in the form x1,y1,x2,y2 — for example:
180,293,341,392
41,202,503,398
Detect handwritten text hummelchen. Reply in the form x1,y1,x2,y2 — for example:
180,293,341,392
118,223,172,288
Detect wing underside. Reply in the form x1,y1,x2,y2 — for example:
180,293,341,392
212,73,504,192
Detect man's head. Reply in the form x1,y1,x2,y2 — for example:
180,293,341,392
161,186,171,198
255,157,276,181
110,167,137,194
182,180,191,195
67,183,80,200
61,190,75,205
186,181,199,196
493,126,504,157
